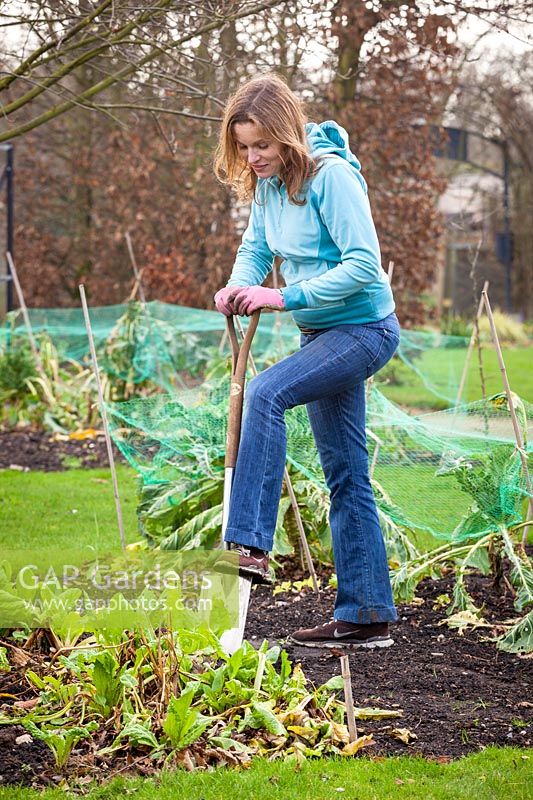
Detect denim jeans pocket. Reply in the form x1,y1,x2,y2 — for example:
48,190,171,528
363,327,399,378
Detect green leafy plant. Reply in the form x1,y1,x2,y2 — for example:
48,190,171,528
390,441,532,652
162,690,212,750
0,345,37,395
0,646,11,671
22,720,97,768
0,627,400,769
498,610,533,654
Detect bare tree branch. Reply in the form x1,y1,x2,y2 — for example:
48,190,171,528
0,0,286,142
91,102,222,120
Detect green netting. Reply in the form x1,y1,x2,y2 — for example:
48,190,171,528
1,301,470,402
2,301,531,543
396,329,470,405
106,377,532,542
0,301,300,391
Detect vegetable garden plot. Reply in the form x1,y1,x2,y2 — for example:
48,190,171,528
0,302,532,786
0,568,531,788
1,300,474,401
106,382,532,544
105,380,532,652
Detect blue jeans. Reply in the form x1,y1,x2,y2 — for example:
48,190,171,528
225,312,401,624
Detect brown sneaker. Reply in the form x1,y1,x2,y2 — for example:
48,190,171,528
216,543,272,584
289,619,393,649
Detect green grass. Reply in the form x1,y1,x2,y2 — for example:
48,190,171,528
376,464,470,543
0,464,467,555
1,460,527,555
0,748,530,800
0,465,139,551
461,346,533,403
381,345,533,409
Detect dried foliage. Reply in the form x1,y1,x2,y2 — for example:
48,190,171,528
3,1,529,324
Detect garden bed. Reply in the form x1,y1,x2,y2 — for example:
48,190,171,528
1,568,531,789
245,571,532,760
1,430,531,788
0,428,123,472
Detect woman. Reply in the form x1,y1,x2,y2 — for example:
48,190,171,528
213,73,400,650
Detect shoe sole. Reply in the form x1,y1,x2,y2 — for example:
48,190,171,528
287,636,394,650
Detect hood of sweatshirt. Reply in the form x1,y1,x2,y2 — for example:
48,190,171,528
305,120,367,192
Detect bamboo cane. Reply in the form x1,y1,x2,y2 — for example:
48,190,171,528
254,651,267,694
283,471,320,593
368,429,382,479
125,231,147,304
79,284,126,551
365,262,395,425
340,655,358,742
124,231,170,389
6,252,47,380
455,280,489,408
235,316,319,594
481,290,533,546
271,260,285,361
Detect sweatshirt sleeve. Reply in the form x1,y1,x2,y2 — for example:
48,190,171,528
281,163,383,311
227,198,274,287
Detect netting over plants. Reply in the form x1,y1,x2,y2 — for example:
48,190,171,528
107,378,532,544
1,300,472,401
0,302,300,392
2,301,531,544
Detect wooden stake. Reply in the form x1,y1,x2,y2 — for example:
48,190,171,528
123,231,171,390
455,280,489,408
235,316,319,593
366,261,395,415
482,290,533,546
125,231,147,304
271,260,284,359
368,429,382,479
6,252,47,379
340,655,358,742
218,326,228,354
283,471,320,593
79,284,126,551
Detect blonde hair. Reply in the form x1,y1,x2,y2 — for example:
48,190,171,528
213,73,316,205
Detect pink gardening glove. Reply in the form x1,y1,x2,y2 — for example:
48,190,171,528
232,286,285,316
214,286,244,316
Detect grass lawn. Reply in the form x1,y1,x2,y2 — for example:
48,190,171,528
1,459,529,554
375,463,470,543
0,465,139,551
381,345,533,409
0,463,472,554
0,748,530,800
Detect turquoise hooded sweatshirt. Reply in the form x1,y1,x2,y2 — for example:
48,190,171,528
227,120,395,328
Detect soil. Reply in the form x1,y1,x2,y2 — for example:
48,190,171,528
0,428,124,472
245,571,533,760
0,726,54,789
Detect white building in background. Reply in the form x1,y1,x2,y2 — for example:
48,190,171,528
435,127,512,317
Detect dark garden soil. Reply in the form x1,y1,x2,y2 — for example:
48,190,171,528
0,428,124,472
245,570,533,760
0,726,54,789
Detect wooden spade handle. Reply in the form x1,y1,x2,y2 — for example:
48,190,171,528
225,311,260,468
